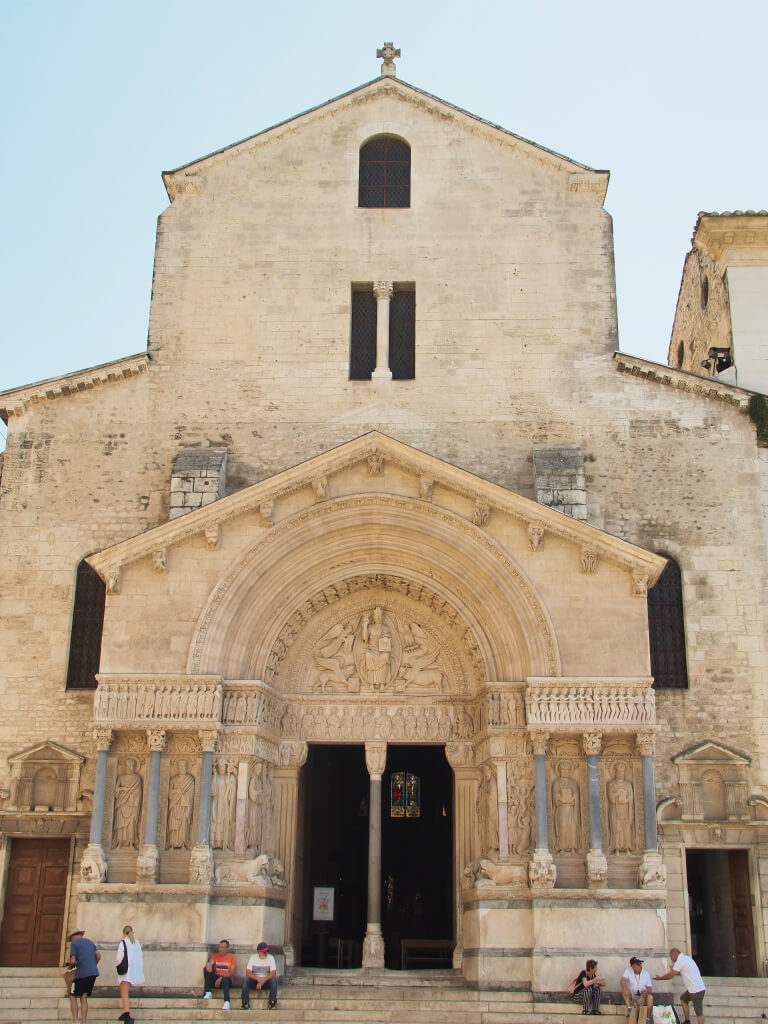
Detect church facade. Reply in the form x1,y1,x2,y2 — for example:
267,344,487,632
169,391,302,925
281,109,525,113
1,49,768,992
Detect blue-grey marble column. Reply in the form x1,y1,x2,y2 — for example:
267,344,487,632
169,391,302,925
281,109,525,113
585,745,603,850
89,728,113,846
638,733,658,850
363,743,387,968
197,749,214,847
531,731,550,850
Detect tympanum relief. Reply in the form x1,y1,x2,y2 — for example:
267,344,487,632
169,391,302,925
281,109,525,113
312,609,447,694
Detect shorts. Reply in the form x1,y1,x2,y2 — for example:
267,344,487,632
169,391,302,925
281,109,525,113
71,975,97,997
682,990,705,1016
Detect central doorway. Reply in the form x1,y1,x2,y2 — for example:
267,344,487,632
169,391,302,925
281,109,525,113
299,743,454,969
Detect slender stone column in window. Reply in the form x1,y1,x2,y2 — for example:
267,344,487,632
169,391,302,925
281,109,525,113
372,281,393,381
363,742,387,968
636,732,667,889
189,729,218,885
528,730,555,888
137,729,166,882
79,727,112,883
583,732,607,888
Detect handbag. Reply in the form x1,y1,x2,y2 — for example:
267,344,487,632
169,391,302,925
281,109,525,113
116,939,129,976
568,976,580,995
63,966,77,994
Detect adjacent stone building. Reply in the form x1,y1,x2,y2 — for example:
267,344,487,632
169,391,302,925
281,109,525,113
1,49,767,992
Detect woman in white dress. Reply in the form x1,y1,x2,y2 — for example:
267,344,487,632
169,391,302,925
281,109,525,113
116,924,145,1023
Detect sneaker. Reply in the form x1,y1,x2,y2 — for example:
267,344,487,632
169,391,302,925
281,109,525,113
222,1002,231,1011
204,992,213,1000
241,1005,250,1011
267,1001,277,1011
626,1009,632,1017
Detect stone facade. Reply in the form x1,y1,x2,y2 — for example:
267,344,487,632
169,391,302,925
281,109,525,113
1,65,768,991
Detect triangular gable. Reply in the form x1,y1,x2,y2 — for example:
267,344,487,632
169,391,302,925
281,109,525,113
672,740,751,766
8,741,85,766
87,431,665,588
162,76,608,202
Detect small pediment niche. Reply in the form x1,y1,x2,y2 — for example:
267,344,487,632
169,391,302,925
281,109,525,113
671,741,751,822
6,742,85,813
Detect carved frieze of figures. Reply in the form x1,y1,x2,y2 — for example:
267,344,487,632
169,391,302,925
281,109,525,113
606,761,635,853
210,758,236,851
166,759,195,850
310,610,447,694
526,681,655,728
552,759,581,853
485,689,525,729
95,677,223,726
112,758,143,849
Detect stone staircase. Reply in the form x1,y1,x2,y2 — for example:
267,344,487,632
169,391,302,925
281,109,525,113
1,967,767,1024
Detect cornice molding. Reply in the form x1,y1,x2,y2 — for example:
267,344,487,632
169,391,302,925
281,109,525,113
0,353,149,419
87,432,666,589
614,353,751,408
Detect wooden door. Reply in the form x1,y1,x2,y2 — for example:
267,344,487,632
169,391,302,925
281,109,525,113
729,849,757,976
0,838,70,966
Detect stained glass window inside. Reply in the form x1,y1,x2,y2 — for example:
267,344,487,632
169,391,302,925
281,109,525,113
391,771,420,817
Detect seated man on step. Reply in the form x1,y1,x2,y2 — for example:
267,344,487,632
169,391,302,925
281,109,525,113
241,941,278,1010
203,938,237,1010
621,957,654,1020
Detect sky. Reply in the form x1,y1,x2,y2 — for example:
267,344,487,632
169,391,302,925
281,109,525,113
1,0,766,451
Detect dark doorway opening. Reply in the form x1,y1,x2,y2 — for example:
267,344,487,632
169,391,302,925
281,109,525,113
0,838,70,966
686,848,757,976
382,744,453,969
300,745,369,968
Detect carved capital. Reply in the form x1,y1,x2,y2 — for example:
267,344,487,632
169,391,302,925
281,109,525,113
205,524,221,550
152,547,168,573
147,729,167,752
373,281,393,302
529,730,549,756
444,742,474,768
636,732,656,757
198,730,219,753
93,727,114,752
582,731,602,756
365,742,387,778
580,547,598,575
527,520,545,551
279,740,308,768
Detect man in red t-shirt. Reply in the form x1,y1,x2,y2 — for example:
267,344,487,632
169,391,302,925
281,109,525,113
203,939,237,1009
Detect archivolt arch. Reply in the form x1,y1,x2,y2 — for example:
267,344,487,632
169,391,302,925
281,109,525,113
187,496,560,684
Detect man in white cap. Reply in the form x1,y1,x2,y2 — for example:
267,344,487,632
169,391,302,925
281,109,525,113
67,927,101,1024
654,948,706,1024
621,957,654,1021
241,941,278,1010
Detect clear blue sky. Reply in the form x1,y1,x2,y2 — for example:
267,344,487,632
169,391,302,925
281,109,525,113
1,0,766,451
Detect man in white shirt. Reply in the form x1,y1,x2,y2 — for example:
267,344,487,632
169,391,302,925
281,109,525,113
654,948,706,1024
621,957,654,1018
240,941,278,1010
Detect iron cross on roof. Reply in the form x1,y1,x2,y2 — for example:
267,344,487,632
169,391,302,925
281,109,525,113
377,42,400,77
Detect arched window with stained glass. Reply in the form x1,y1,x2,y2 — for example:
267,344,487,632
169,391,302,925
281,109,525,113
391,771,420,817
